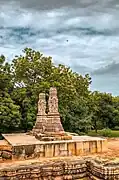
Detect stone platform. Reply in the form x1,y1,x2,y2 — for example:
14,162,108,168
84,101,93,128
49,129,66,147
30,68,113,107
0,88,108,161
0,157,119,180
2,133,107,160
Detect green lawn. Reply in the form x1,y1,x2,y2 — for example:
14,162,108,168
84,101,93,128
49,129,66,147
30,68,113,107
88,129,119,137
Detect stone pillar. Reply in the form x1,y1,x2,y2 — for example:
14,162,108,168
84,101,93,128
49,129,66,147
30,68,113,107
32,93,47,134
46,87,64,133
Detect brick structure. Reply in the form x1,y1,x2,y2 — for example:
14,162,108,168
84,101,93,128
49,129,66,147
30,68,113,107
32,93,47,134
0,158,118,180
0,87,107,163
32,87,64,138
46,87,64,133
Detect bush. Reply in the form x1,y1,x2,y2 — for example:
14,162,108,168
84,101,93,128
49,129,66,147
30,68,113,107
88,129,119,137
113,126,119,130
100,128,112,137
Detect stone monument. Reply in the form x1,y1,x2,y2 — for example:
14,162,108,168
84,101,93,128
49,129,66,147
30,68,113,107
46,87,64,133
32,93,47,134
32,87,66,140
0,87,107,161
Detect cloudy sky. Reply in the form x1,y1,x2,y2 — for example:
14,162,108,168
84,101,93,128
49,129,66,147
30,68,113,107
0,0,119,96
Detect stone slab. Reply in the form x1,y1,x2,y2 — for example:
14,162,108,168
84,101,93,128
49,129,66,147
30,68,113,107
2,134,106,146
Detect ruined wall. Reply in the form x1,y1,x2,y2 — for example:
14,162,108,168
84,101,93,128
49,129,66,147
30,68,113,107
11,139,107,160
0,158,119,180
0,140,12,161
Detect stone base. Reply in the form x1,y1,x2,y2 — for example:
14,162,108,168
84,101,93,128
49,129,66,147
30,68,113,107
1,134,107,160
0,157,118,180
34,131,72,141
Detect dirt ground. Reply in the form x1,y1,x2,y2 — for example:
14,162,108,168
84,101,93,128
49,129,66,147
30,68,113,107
92,138,119,160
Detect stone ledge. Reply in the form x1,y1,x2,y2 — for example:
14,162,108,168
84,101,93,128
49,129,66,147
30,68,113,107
0,157,118,180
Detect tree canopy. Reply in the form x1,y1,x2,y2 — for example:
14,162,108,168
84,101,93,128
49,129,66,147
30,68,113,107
0,48,119,134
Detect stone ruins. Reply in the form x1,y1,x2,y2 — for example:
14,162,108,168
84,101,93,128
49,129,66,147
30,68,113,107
0,87,107,161
0,87,116,180
0,87,111,180
32,87,64,138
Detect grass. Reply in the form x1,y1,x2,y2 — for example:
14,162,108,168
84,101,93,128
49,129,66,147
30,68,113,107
88,129,119,137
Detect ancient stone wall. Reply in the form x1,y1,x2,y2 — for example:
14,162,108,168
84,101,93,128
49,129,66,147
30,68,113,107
9,139,106,160
0,158,118,180
0,140,12,161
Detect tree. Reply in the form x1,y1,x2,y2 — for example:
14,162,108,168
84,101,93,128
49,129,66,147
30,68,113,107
0,55,21,132
11,48,91,132
0,91,21,132
89,92,119,132
1,48,118,134
61,97,92,134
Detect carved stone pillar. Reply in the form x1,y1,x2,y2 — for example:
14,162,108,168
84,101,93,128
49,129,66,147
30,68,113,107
46,87,64,133
32,93,47,134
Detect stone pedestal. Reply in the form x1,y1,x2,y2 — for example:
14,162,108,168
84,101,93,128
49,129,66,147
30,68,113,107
46,113,64,133
32,115,47,135
32,87,65,139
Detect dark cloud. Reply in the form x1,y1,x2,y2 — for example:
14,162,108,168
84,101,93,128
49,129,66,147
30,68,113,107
92,62,119,75
0,0,119,10
0,0,119,95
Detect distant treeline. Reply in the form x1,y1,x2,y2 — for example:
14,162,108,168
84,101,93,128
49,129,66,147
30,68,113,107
0,48,119,134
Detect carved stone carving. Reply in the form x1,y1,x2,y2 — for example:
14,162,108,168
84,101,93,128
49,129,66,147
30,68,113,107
37,93,46,115
32,93,47,134
48,87,58,113
32,87,64,136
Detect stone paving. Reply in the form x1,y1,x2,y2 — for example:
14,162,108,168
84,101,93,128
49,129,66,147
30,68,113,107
2,134,105,146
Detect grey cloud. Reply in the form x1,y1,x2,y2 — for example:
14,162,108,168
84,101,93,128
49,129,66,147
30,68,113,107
92,62,119,75
91,74,118,96
0,0,119,95
0,0,119,10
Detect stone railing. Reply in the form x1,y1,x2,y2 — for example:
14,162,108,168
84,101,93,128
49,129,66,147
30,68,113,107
0,158,118,180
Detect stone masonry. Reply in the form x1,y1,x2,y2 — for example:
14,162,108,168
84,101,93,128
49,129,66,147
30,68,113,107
32,93,47,134
32,87,65,139
0,158,119,180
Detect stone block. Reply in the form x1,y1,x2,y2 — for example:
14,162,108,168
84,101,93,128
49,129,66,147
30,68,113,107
2,151,12,159
68,143,76,156
89,141,97,153
83,141,90,154
54,176,63,180
45,144,54,157
96,140,102,153
76,142,83,155
59,143,68,156
34,145,45,157
54,144,60,156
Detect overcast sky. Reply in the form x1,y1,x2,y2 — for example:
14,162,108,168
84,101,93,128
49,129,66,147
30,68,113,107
0,0,119,96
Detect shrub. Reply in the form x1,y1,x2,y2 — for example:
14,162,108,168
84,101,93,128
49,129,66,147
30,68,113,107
88,129,119,137
113,126,119,130
100,128,112,137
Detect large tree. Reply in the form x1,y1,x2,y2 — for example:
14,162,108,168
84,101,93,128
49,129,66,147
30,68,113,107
1,48,118,134
11,48,91,131
0,55,21,132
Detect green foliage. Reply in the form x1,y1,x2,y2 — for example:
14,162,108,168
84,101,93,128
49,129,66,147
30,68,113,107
61,98,92,134
0,48,119,134
89,92,119,132
99,128,112,137
0,92,21,132
113,126,119,130
88,129,119,137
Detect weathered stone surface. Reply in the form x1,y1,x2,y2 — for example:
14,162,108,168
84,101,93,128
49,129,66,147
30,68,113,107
0,158,118,180
32,87,64,136
1,151,12,159
32,93,47,134
0,87,107,161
